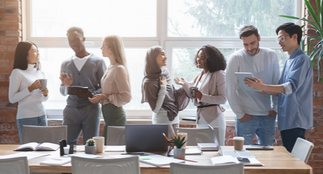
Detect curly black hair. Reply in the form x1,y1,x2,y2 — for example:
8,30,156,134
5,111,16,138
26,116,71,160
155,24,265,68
194,44,226,72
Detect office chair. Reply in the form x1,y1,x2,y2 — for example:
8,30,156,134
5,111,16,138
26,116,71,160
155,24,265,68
106,126,126,145
176,127,220,146
291,137,314,163
22,125,67,144
71,156,140,174
170,163,244,174
0,156,29,174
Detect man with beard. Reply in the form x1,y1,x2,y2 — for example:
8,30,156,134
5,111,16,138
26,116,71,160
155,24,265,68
59,27,107,144
226,25,280,146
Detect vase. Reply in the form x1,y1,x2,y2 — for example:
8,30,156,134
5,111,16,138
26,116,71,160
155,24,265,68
174,147,185,159
85,145,97,154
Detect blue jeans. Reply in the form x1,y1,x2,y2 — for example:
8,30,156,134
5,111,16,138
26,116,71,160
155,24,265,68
281,128,305,152
16,115,47,144
235,115,276,146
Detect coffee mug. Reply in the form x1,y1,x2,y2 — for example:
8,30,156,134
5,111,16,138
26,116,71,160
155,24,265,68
39,79,47,90
189,87,198,98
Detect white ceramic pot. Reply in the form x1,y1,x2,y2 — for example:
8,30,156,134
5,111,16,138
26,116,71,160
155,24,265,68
174,147,185,159
85,145,97,154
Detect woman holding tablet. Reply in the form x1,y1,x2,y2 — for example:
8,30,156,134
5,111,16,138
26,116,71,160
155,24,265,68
9,41,49,143
175,44,227,145
88,35,131,142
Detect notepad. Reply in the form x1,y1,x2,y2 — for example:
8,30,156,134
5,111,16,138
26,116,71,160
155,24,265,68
14,142,59,151
234,72,261,92
210,155,263,166
168,148,202,156
139,154,184,166
197,143,218,151
40,157,71,166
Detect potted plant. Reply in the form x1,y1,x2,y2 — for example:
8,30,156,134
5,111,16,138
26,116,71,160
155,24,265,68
279,0,323,83
85,139,97,154
172,135,186,159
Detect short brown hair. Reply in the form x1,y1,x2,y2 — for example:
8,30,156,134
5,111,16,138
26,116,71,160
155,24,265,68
67,26,84,36
239,25,259,39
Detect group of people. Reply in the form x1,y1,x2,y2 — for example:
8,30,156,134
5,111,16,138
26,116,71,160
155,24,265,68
9,22,313,153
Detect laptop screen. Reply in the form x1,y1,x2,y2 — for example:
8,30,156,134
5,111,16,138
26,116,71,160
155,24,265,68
208,124,219,147
125,124,169,152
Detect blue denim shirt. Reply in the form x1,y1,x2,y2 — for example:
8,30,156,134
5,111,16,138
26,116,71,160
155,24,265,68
278,47,313,131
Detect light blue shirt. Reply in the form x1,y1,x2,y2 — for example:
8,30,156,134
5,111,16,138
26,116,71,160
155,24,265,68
278,47,313,131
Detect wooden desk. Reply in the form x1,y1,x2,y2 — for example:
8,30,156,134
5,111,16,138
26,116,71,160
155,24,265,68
0,145,312,174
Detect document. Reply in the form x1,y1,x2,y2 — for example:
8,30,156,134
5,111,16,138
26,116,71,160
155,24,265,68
105,145,126,152
210,155,263,166
14,142,59,151
234,72,261,92
0,152,50,160
40,157,71,166
126,152,184,166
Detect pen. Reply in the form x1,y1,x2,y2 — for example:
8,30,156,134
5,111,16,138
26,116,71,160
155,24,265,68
174,130,179,139
176,158,197,163
162,133,170,141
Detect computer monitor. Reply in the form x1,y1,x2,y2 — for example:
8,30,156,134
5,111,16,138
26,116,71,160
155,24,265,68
125,124,169,152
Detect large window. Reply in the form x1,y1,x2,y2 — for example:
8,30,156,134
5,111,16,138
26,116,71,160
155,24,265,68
24,0,302,119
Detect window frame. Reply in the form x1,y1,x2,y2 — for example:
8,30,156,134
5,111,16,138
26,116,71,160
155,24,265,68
22,0,303,120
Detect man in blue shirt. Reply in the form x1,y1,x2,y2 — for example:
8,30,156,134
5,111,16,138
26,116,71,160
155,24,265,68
244,23,313,152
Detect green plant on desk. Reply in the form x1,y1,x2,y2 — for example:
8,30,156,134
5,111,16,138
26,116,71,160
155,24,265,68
173,135,186,149
86,139,96,146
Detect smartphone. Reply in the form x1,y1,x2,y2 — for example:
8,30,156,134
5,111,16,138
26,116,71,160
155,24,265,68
189,87,198,98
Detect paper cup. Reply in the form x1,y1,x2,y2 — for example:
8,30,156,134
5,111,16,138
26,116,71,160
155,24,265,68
233,137,245,151
93,136,105,153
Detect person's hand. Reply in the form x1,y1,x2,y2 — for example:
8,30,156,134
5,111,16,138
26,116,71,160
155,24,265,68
59,73,73,86
267,110,277,119
238,114,254,122
74,89,92,98
244,77,264,90
191,89,202,100
174,77,185,85
28,80,41,92
41,88,49,97
88,94,102,104
159,76,167,86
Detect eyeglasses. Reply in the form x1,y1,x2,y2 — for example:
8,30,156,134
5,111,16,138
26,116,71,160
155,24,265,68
276,35,290,43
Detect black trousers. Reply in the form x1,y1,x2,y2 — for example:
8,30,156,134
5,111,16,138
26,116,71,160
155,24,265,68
280,128,305,152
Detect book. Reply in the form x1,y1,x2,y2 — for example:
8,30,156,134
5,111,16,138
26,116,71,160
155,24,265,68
168,148,202,156
14,142,59,151
197,143,218,151
210,155,264,166
67,86,89,95
40,157,71,166
234,72,261,92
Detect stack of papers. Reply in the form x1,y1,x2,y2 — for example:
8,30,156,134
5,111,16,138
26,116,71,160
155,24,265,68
210,155,263,166
40,157,71,166
139,153,184,166
168,148,202,156
105,146,125,152
197,143,218,151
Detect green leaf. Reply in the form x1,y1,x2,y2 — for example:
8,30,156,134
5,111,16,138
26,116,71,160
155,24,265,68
317,49,323,80
278,15,300,20
307,40,312,55
305,0,321,30
321,0,323,28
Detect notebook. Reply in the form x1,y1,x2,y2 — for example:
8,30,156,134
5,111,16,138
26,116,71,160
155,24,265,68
234,72,261,92
218,147,263,166
197,124,219,151
125,124,168,152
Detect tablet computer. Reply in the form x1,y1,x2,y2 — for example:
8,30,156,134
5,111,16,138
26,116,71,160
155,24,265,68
234,72,261,92
67,86,89,95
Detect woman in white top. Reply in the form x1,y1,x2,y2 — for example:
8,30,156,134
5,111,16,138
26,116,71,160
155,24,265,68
141,46,189,136
9,41,49,143
88,35,131,143
175,45,227,145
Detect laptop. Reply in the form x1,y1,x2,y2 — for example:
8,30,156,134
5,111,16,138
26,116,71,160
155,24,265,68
197,124,220,151
125,124,168,152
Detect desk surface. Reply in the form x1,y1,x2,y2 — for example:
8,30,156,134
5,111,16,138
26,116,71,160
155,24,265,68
0,145,312,174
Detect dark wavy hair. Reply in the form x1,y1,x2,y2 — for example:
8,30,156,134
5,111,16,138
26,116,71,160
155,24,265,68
194,45,226,72
13,41,39,70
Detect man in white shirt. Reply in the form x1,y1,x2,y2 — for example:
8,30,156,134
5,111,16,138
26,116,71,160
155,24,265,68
225,25,280,145
59,27,106,144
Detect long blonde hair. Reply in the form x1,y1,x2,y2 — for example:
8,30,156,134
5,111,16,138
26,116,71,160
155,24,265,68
104,35,130,84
